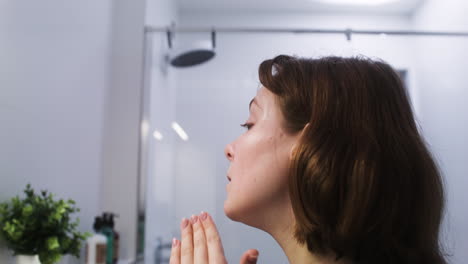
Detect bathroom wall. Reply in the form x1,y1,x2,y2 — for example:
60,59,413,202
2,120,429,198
0,1,112,263
171,11,417,263
0,0,148,263
101,0,146,262
411,0,468,262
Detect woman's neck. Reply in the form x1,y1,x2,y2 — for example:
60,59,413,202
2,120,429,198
267,209,317,264
262,202,351,264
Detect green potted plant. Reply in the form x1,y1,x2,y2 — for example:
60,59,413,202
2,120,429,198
0,184,90,264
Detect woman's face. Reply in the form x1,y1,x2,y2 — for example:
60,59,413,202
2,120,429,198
224,87,300,226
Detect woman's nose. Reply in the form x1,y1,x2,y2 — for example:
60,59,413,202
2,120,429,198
224,143,234,161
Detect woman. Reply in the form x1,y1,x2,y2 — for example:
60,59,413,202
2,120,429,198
169,55,447,264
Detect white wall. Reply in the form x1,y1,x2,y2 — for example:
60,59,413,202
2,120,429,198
169,11,416,263
411,0,468,263
101,0,146,262
0,1,112,263
0,0,150,263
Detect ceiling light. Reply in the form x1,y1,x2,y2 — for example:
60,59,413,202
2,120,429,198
153,130,163,141
316,0,399,6
171,122,189,141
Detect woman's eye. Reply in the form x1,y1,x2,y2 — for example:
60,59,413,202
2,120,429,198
240,123,253,130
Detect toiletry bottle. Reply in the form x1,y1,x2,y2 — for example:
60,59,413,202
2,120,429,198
85,217,107,264
137,212,145,255
100,213,114,264
106,213,120,264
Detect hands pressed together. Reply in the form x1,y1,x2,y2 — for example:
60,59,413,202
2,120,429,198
170,211,259,264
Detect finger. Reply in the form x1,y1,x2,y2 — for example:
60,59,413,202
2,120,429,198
239,249,259,264
169,238,181,264
180,218,194,264
191,214,208,263
199,211,227,263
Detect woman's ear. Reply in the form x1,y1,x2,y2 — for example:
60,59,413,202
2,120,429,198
289,123,310,159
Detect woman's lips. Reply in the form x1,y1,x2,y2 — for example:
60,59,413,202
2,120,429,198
226,175,232,193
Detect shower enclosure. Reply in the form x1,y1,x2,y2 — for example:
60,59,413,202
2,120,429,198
137,24,468,264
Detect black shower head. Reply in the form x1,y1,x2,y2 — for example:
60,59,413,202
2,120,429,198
167,30,217,68
170,48,215,67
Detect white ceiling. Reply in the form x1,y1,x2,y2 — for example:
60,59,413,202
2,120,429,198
177,0,425,16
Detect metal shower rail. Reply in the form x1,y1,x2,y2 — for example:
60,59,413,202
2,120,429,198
145,26,468,39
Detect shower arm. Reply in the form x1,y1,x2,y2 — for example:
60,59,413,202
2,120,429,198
146,26,468,40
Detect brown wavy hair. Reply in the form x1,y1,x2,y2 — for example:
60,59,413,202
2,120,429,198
258,55,447,264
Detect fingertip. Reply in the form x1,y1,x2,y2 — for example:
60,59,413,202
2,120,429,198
170,237,180,264
200,212,212,227
200,211,208,221
181,217,189,229
190,214,199,225
172,237,179,248
240,249,259,264
206,212,215,223
248,249,259,263
247,255,258,263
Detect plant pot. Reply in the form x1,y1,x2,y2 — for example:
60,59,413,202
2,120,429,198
16,255,41,264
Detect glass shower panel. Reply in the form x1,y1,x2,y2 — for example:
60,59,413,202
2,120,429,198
143,30,468,263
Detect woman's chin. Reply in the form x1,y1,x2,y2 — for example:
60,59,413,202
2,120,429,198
223,199,233,217
223,199,240,221
224,200,264,231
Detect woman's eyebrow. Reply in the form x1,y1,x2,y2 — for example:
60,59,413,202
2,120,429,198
249,98,261,111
